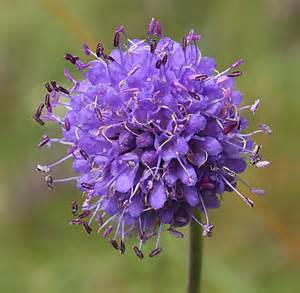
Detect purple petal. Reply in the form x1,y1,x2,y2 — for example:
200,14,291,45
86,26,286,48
193,137,222,156
224,158,247,173
185,113,207,138
183,186,199,207
177,162,197,186
115,170,134,193
128,196,144,217
150,181,167,210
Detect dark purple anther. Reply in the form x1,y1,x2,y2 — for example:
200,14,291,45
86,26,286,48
58,86,70,95
96,43,104,58
38,135,50,147
33,103,45,125
113,25,125,47
77,210,91,219
81,182,94,190
35,103,44,118
161,54,168,65
69,219,83,225
72,201,78,216
133,246,144,259
94,107,102,120
189,91,200,100
182,37,188,51
104,54,115,62
64,118,71,131
114,32,120,47
33,115,45,125
110,240,119,250
45,82,52,93
155,59,162,69
45,175,53,190
227,71,242,77
79,149,89,160
64,53,79,65
120,240,125,254
148,18,156,35
44,94,52,112
82,222,92,234
150,39,157,53
195,74,208,81
50,80,58,91
149,247,162,257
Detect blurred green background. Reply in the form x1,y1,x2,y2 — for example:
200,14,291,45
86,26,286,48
0,0,299,292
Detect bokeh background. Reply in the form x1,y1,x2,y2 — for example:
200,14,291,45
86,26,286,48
0,0,300,292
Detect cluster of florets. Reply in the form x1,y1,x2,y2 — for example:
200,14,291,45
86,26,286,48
34,19,271,258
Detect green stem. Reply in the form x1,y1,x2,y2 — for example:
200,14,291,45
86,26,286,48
187,212,203,293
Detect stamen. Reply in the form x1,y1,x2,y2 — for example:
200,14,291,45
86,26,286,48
260,124,272,134
94,107,103,120
250,99,260,113
255,160,270,168
82,43,91,56
96,42,104,58
155,20,161,37
58,86,70,95
69,219,83,225
120,240,125,254
44,94,52,112
81,182,94,190
156,59,162,69
38,135,50,147
64,53,79,65
149,247,162,257
168,227,184,238
50,80,58,91
161,54,168,65
64,118,71,131
110,240,119,250
97,214,117,233
72,201,78,216
82,222,92,234
199,194,214,237
79,149,89,160
45,175,53,190
189,91,200,100
227,70,242,77
35,103,44,118
45,82,52,93
231,58,244,68
150,39,157,53
103,225,113,237
221,176,254,207
133,246,144,259
77,210,91,219
148,18,156,35
53,176,79,183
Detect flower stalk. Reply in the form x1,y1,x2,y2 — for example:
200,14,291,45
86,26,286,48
188,212,203,293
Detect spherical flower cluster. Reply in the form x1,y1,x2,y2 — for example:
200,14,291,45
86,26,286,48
34,19,271,258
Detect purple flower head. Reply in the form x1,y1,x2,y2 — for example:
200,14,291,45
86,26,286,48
34,18,271,258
